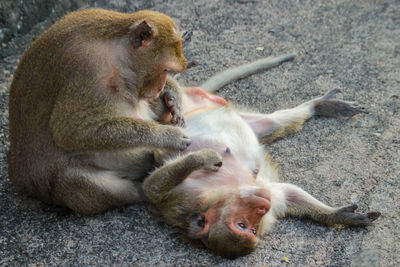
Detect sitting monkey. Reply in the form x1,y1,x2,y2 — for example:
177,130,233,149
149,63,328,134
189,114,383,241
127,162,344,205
8,9,192,214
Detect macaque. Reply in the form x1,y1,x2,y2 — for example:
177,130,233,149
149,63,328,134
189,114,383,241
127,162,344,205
143,55,381,258
8,8,192,214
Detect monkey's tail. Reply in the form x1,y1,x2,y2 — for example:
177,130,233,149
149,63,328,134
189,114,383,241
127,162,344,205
200,53,297,92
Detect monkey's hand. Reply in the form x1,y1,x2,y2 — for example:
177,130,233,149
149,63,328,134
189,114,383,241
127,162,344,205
160,76,186,127
159,125,191,150
143,149,221,205
329,204,381,226
191,148,223,172
164,92,185,127
313,89,368,118
182,31,193,48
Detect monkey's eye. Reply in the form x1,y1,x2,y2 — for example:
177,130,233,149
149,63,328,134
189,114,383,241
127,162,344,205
237,222,247,230
251,228,257,235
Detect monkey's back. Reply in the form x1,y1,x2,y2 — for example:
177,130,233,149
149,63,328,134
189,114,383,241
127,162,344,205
7,9,133,201
7,16,76,201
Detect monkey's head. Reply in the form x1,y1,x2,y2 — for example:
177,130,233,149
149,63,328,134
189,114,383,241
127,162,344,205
126,10,188,99
187,188,271,258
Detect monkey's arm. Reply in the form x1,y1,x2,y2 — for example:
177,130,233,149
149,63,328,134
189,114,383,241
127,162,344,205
143,149,222,204
150,76,185,126
49,89,191,151
240,89,366,143
270,183,380,226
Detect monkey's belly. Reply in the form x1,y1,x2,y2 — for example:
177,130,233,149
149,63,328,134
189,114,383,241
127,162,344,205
185,107,258,146
184,107,268,184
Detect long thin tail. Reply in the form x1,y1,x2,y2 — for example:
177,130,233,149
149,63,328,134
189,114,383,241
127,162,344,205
200,53,297,92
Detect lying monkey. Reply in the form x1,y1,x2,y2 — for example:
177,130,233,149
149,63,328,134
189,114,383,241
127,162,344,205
142,54,381,258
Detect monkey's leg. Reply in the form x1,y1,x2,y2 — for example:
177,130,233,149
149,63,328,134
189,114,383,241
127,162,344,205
270,183,380,226
53,167,144,215
85,148,157,181
143,149,222,204
181,87,228,116
239,89,366,143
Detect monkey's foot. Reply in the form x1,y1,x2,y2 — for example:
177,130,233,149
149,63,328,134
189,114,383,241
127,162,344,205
186,87,228,106
313,89,367,118
161,125,191,150
333,204,381,227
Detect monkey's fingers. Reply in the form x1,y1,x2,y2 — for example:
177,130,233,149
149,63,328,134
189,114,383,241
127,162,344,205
161,126,191,150
176,135,192,151
168,105,186,127
164,93,186,127
182,31,193,48
171,112,186,127
196,148,223,172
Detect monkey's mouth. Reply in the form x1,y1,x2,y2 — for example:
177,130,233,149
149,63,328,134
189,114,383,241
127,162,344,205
249,188,271,213
253,188,271,202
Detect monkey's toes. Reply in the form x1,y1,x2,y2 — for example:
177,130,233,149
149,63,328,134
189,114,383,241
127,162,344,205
321,88,342,100
314,100,367,118
335,205,381,226
367,211,381,221
340,204,358,213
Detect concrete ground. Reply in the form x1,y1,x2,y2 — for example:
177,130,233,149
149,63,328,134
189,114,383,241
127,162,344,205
0,0,399,266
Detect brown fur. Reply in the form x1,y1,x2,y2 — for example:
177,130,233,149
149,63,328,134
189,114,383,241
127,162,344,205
8,8,189,214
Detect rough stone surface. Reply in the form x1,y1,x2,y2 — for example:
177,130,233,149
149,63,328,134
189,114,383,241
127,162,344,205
0,0,399,266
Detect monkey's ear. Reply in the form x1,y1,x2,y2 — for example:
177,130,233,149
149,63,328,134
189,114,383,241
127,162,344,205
188,213,209,239
130,21,154,48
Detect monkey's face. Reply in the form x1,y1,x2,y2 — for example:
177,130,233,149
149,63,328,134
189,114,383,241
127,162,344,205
224,188,271,238
128,13,187,99
141,44,187,99
188,188,271,257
